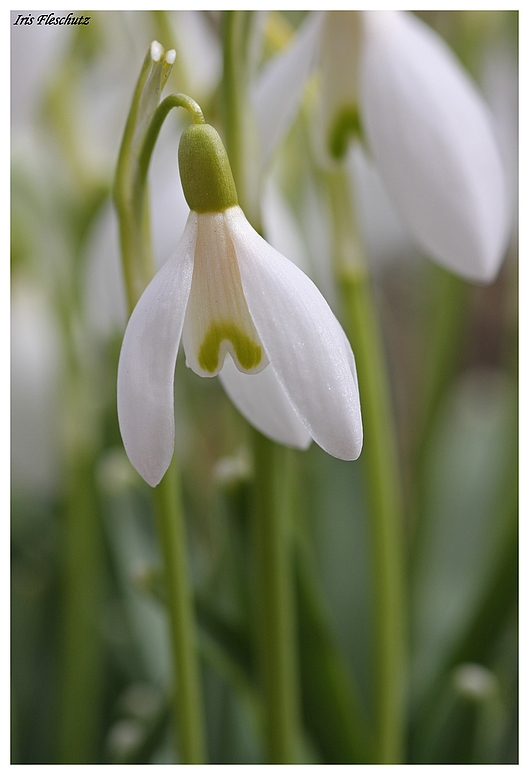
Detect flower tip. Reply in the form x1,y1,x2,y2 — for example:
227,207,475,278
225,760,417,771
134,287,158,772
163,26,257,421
164,49,177,66
150,40,164,63
145,471,164,489
122,440,170,488
120,437,169,488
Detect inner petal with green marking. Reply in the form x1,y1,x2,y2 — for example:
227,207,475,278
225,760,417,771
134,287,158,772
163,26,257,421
182,210,268,378
198,321,263,374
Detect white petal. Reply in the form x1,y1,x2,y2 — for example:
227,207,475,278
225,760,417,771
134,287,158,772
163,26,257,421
360,11,508,283
117,213,197,486
225,208,363,460
219,355,312,449
251,11,325,164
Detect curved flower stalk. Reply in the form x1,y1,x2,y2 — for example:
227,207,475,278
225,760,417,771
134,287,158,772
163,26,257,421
118,121,362,487
252,10,509,284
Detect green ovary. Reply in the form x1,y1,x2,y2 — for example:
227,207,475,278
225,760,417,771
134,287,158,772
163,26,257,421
198,321,263,373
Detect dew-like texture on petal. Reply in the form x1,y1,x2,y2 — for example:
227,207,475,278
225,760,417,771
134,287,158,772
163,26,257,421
225,207,363,460
251,11,325,165
360,11,508,283
182,212,268,378
117,213,197,487
219,355,312,449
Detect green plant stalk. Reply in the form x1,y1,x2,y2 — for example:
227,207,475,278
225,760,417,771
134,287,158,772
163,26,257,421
222,11,246,211
58,442,103,763
327,168,407,763
252,433,302,763
414,265,469,460
409,264,470,563
153,463,206,763
136,93,205,209
221,10,261,230
115,49,206,762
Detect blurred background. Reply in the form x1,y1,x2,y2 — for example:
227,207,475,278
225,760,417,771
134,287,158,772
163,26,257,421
11,10,518,764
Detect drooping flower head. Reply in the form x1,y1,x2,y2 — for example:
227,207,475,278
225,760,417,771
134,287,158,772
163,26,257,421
252,11,510,284
117,120,362,486
357,11,509,283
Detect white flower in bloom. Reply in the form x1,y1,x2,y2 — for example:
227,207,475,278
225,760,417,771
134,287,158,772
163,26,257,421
118,124,362,487
252,10,509,284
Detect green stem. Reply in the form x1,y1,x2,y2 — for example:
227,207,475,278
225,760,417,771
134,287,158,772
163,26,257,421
409,264,469,562
415,266,469,456
58,444,103,763
153,463,206,763
327,168,407,763
252,433,302,763
222,12,245,207
115,186,154,310
221,11,261,229
57,241,105,765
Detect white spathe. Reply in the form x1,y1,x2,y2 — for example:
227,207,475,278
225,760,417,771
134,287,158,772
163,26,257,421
118,205,362,486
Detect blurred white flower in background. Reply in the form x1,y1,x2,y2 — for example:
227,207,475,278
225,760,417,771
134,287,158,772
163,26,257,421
479,31,518,242
359,11,508,283
252,10,511,284
347,142,416,271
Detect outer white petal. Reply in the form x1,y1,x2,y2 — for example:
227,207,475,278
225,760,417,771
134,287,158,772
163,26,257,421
251,11,325,164
360,11,508,283
225,208,363,460
219,355,312,449
117,213,197,486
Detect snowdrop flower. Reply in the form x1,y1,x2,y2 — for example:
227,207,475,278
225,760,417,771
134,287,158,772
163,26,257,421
253,10,509,284
117,122,362,486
